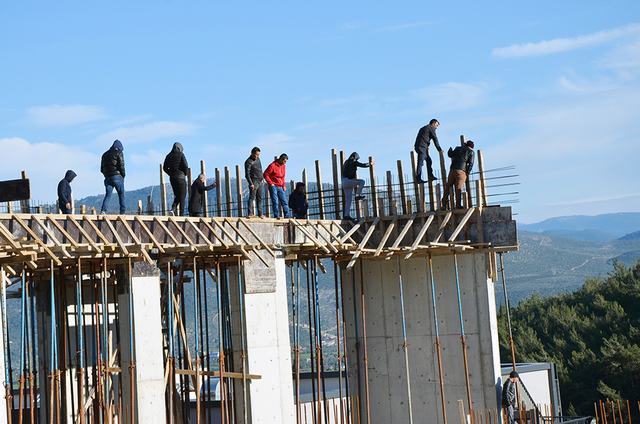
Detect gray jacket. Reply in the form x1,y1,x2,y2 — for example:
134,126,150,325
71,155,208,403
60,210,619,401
244,156,263,186
502,379,516,408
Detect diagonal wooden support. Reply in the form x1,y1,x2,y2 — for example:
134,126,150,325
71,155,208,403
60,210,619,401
185,219,215,250
101,216,131,256
303,222,340,253
30,215,72,258
434,211,453,243
316,221,347,249
81,215,116,248
374,222,395,257
152,217,185,247
167,216,198,247
62,216,99,251
238,219,276,257
11,216,62,265
339,221,362,244
347,217,379,269
223,219,271,266
448,207,476,243
117,216,153,263
134,216,166,253
291,220,332,254
389,214,417,250
404,214,435,259
198,218,230,249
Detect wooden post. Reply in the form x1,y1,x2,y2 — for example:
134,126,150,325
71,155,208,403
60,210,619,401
369,156,378,217
37,206,43,214
20,171,29,213
386,170,393,216
200,160,209,217
396,160,408,215
187,168,192,215
435,183,442,210
315,160,325,219
80,204,86,214
215,167,222,217
236,165,244,217
438,148,447,183
331,149,341,219
137,200,143,215
339,151,346,217
146,195,154,215
91,207,96,215
460,135,473,207
458,400,466,424
302,168,308,192
224,166,232,216
409,152,423,213
477,150,488,207
377,196,385,218
159,164,168,215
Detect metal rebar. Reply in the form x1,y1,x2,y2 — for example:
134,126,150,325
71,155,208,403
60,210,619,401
18,269,27,424
76,259,86,424
396,257,414,423
193,258,201,424
167,262,175,424
428,254,448,424
237,256,249,424
215,262,227,424
333,260,345,424
0,266,12,424
126,258,135,424
305,261,317,423
453,253,474,423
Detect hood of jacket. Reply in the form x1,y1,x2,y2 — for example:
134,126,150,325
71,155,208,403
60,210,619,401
172,142,183,153
111,139,124,151
348,152,360,161
64,170,77,182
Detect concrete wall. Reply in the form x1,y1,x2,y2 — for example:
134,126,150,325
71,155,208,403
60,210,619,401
341,252,501,424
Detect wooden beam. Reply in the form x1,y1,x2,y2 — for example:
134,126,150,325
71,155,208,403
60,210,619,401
347,217,379,268
331,149,340,220
315,159,325,219
369,156,378,217
374,222,395,257
134,216,166,253
434,211,453,242
235,165,244,217
160,163,168,215
11,215,62,265
404,214,435,259
447,207,476,243
397,160,408,215
224,166,232,217
215,167,222,217
389,214,416,250
101,217,130,256
477,150,488,207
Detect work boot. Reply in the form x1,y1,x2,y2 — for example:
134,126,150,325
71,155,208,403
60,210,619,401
428,175,438,182
355,195,365,201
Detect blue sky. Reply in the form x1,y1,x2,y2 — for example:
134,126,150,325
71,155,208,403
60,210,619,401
1,1,639,223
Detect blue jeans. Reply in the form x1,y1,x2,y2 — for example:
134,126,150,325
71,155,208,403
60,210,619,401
101,175,126,214
268,185,290,218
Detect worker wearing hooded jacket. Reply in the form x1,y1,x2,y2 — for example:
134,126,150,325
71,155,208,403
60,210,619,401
263,154,291,218
341,152,373,222
441,140,475,209
163,142,189,216
57,170,77,214
100,139,126,214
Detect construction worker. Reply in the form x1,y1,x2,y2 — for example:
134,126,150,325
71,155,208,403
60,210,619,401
57,170,76,214
441,140,474,209
245,146,264,217
341,152,373,222
502,371,519,424
289,182,308,219
263,153,290,218
100,139,126,214
163,142,189,216
414,118,443,183
189,173,218,217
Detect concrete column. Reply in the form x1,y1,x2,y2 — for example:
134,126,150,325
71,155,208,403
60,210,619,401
229,250,295,424
342,252,501,424
119,262,166,424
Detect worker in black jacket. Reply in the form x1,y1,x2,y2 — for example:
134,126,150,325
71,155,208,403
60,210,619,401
341,152,373,222
100,139,126,214
244,146,263,217
502,371,519,424
289,182,308,219
414,119,443,183
189,174,218,217
57,170,76,214
163,142,189,216
441,140,474,209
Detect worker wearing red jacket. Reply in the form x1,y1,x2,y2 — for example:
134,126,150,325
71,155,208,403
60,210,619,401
263,153,291,218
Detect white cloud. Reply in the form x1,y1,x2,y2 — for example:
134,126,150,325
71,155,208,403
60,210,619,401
377,21,431,32
413,82,488,112
492,22,640,58
27,104,106,127
95,121,197,145
0,137,101,202
601,39,640,75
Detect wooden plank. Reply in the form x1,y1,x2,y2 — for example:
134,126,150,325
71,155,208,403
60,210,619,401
434,211,453,242
338,221,362,244
369,156,378,217
20,171,29,213
374,222,395,256
331,149,340,220
167,216,197,247
101,216,130,256
224,166,232,217
215,167,222,217
12,216,62,265
346,217,380,268
389,214,416,249
116,216,152,262
477,150,488,207
81,215,115,247
159,164,168,215
438,148,447,186
201,160,209,217
404,214,436,259
447,207,476,242
236,165,244,217
291,220,331,253
386,170,394,216
397,160,408,215
198,218,230,249
315,160,325,219
152,217,183,246
134,216,166,253
183,219,214,250
339,151,346,217
410,152,423,213
30,215,72,258
238,219,276,257
47,216,83,249
315,221,347,248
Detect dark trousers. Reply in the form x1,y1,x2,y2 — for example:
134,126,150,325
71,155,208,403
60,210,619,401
101,175,126,214
506,405,516,424
248,181,264,216
416,149,436,181
170,175,187,216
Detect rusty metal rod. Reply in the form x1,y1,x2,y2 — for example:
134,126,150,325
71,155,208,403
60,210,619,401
428,254,448,424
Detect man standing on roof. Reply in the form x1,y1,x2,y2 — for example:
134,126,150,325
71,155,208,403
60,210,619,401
245,146,264,217
441,140,475,209
189,173,218,217
163,142,190,216
414,118,443,183
100,139,126,214
57,170,77,214
263,154,291,218
502,371,519,424
341,152,373,222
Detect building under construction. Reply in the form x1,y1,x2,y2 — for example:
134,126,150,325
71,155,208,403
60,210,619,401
0,144,545,423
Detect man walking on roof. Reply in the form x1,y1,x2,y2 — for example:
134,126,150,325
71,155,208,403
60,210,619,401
163,142,189,216
57,170,77,214
263,154,291,218
100,139,126,214
245,146,264,217
414,118,443,183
